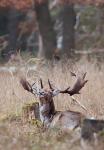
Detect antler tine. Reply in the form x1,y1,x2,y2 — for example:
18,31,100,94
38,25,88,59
40,78,43,88
48,79,54,90
31,82,37,90
70,71,76,77
82,72,87,79
59,72,88,111
61,86,70,93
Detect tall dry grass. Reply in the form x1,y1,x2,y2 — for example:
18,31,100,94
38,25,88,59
0,58,104,118
0,58,104,150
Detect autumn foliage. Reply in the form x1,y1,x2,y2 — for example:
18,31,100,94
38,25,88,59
0,0,47,10
0,0,104,10
0,0,32,9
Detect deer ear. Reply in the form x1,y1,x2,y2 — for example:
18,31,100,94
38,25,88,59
52,89,60,97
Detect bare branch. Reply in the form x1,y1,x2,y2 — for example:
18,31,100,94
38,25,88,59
71,96,87,111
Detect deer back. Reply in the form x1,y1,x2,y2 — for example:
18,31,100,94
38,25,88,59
50,110,84,130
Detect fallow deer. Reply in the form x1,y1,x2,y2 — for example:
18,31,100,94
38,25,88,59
20,72,88,130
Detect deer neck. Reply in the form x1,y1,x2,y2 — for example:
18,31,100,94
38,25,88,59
39,98,56,127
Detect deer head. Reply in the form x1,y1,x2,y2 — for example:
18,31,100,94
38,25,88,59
20,78,60,126
20,78,60,100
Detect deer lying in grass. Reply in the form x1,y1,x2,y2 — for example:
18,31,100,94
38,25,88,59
20,72,87,130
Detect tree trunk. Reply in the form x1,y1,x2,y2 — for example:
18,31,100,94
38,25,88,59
1,8,21,60
8,8,20,51
34,1,57,60
38,33,44,58
97,6,104,36
61,4,76,58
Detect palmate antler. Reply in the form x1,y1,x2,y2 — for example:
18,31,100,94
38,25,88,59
60,72,88,96
20,78,58,97
46,72,88,110
20,72,88,110
20,78,33,93
20,78,42,96
60,72,88,110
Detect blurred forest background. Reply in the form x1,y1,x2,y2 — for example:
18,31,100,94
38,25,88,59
0,0,104,63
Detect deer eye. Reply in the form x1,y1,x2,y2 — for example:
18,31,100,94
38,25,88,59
39,91,45,96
